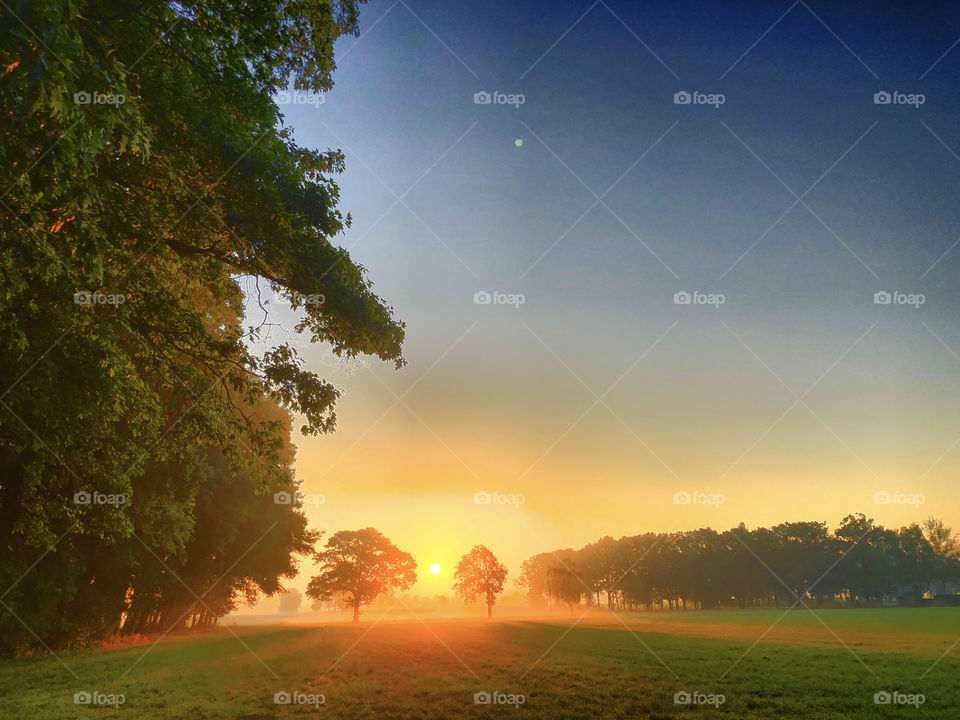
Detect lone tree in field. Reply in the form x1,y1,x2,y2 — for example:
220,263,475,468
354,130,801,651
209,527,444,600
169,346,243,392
453,546,508,619
306,529,417,622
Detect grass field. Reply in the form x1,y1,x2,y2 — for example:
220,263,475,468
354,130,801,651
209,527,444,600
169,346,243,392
2,608,958,718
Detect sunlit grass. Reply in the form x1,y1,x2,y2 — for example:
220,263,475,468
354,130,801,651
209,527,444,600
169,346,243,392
1,608,957,718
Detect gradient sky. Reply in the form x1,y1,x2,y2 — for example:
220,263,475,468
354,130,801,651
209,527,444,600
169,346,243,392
242,0,960,603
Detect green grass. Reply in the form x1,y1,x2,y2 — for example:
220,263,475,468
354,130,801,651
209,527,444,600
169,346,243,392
1,608,957,718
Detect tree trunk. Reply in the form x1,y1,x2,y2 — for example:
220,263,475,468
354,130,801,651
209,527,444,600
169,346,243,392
352,602,360,623
487,603,492,620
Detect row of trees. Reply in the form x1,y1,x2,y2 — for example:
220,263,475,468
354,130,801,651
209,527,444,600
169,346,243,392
297,515,960,624
517,515,960,611
1,0,403,653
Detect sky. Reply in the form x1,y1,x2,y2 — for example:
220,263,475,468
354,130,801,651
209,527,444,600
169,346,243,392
242,0,960,602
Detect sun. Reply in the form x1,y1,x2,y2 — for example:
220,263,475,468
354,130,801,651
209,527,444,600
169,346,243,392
429,562,441,575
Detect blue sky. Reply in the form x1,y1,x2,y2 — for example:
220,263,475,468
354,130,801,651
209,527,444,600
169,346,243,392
248,0,960,591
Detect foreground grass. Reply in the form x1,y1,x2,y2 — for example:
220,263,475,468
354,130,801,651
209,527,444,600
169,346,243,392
0,608,957,718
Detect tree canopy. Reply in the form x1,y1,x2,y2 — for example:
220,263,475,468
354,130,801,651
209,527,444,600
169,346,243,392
0,0,404,653
517,515,960,612
305,528,417,622
453,545,508,619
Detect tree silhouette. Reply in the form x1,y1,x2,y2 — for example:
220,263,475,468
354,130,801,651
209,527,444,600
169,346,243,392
516,553,553,607
922,517,960,596
923,517,959,557
306,529,417,623
453,545,508,619
520,515,960,613
547,563,583,612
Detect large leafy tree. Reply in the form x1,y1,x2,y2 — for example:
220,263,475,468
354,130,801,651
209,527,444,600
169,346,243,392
305,528,417,622
453,545,508,619
0,0,404,652
121,442,318,636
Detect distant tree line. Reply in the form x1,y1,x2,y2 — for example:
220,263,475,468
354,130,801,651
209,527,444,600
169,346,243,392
517,515,960,611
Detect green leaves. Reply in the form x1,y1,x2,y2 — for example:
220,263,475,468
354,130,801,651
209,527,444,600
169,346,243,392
1,0,401,652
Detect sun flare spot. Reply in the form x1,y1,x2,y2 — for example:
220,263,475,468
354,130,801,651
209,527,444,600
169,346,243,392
429,562,441,575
